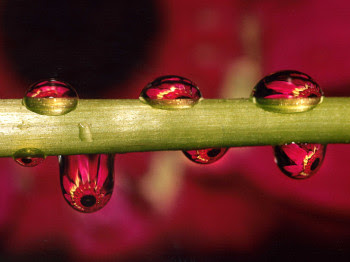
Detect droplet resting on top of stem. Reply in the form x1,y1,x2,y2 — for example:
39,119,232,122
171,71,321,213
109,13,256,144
139,75,202,109
23,78,78,116
251,70,323,113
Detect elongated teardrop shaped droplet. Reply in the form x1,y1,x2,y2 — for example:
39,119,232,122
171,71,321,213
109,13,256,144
274,143,326,179
23,79,78,116
183,148,228,164
59,154,114,213
139,75,202,109
252,70,323,113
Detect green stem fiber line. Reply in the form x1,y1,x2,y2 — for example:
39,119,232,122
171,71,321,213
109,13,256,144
0,98,349,157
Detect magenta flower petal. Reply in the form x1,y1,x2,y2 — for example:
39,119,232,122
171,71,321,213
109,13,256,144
63,175,75,193
281,143,307,165
283,164,303,175
76,156,90,184
96,155,111,188
265,81,297,94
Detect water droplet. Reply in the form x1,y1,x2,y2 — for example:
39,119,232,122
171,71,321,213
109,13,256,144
274,143,326,179
141,76,228,163
139,75,202,109
78,123,93,142
13,148,45,167
252,70,323,113
183,148,228,164
23,79,78,116
59,154,114,213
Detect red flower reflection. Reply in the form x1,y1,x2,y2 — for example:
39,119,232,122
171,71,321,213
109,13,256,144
14,157,45,167
59,154,115,213
274,143,326,179
265,80,321,99
183,148,228,164
140,75,201,101
25,79,77,98
253,70,322,99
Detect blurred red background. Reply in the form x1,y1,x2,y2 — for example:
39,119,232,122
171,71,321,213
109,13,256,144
1,0,350,261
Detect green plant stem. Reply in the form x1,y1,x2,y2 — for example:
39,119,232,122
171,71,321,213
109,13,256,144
0,98,349,157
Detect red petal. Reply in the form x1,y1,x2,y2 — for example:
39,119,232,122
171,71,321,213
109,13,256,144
77,155,90,184
63,176,75,193
266,81,297,94
96,155,109,188
284,164,303,175
281,143,307,165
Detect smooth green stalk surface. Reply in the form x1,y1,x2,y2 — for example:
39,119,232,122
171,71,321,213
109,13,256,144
0,98,349,157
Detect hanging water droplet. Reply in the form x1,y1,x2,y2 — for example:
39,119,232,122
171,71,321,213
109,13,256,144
274,143,326,179
252,70,323,113
23,79,78,116
59,154,115,213
13,148,45,167
139,75,202,109
183,148,228,164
